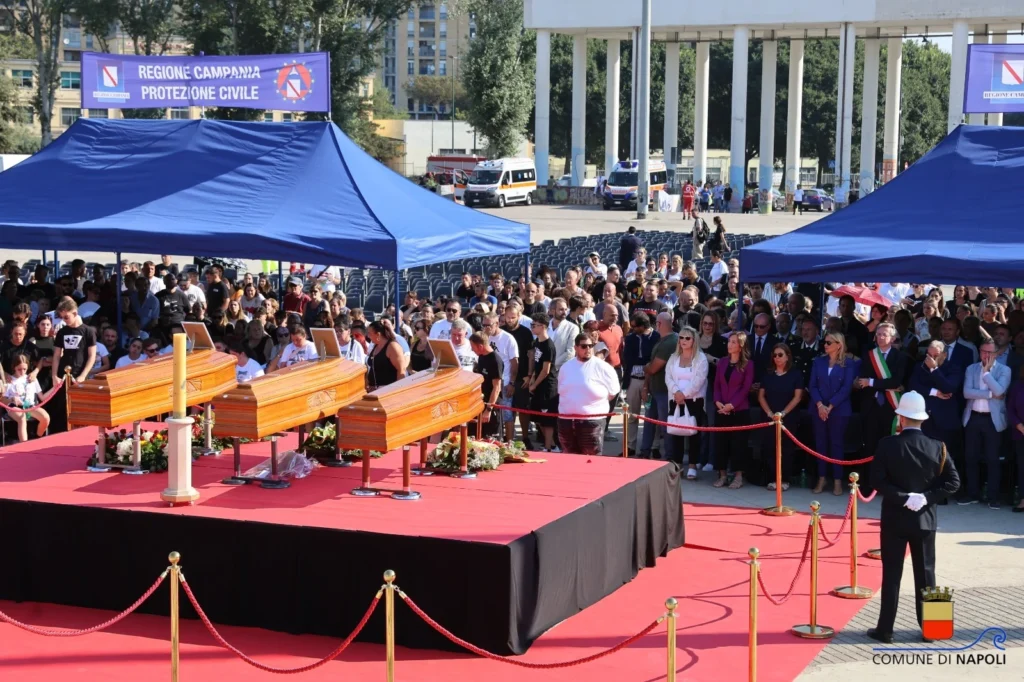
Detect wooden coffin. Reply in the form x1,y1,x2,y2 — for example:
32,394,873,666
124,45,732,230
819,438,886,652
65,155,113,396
68,349,238,429
212,358,367,440
337,367,483,453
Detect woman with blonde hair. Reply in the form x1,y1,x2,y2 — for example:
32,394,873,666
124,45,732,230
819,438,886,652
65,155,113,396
807,331,858,495
712,330,754,488
665,326,709,479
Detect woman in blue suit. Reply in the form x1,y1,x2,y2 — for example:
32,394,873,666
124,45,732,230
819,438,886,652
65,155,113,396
808,331,858,496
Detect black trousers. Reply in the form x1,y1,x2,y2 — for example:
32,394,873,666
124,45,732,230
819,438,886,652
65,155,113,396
48,382,70,434
862,399,895,461
714,410,750,473
876,523,936,636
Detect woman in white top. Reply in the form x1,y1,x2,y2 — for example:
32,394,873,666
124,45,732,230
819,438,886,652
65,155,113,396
115,338,145,368
664,325,710,479
665,255,684,282
4,353,49,441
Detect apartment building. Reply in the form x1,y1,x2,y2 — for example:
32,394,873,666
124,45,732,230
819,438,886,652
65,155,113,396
377,1,475,120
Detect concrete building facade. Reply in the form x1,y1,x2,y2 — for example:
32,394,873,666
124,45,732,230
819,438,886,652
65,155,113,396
525,0,1024,212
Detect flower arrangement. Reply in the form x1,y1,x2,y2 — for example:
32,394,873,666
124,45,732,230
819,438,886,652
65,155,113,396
300,422,383,461
91,428,202,473
427,432,502,473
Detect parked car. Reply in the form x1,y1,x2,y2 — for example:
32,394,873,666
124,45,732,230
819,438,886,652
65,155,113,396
802,188,834,212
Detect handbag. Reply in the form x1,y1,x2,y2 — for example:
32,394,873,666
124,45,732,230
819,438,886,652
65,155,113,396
667,401,698,437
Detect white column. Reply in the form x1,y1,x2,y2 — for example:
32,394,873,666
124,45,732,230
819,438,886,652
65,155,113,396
630,28,638,158
664,42,680,182
758,39,777,214
729,27,749,212
535,30,551,185
785,39,804,200
571,34,587,187
693,41,710,187
636,0,652,217
882,37,902,184
605,39,621,176
949,20,969,133
859,38,880,196
834,23,854,205
990,33,1006,125
968,29,987,125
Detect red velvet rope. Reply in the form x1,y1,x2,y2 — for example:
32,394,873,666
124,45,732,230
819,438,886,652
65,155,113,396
782,426,875,465
180,576,379,674
756,525,813,606
0,571,164,636
0,378,65,415
817,495,854,548
857,488,878,503
400,592,663,668
484,403,616,419
637,414,774,433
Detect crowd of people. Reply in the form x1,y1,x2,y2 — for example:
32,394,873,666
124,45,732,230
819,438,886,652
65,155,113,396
0,240,1021,512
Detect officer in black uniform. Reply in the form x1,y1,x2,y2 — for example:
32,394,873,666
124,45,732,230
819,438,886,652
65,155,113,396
868,391,960,644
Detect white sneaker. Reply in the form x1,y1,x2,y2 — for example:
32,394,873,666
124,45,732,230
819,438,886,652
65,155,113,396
702,463,714,472
686,467,697,480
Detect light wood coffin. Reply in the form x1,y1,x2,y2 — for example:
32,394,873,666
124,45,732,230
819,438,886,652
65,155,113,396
212,358,367,440
336,367,483,453
68,349,238,429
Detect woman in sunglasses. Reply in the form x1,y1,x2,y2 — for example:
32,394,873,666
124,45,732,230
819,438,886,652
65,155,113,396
757,343,804,491
665,326,709,478
808,331,858,495
409,320,433,373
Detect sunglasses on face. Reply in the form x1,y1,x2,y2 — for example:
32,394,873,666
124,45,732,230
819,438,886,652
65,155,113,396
823,340,835,346
772,352,785,358
754,323,769,330
679,337,694,342
577,343,594,349
446,308,458,314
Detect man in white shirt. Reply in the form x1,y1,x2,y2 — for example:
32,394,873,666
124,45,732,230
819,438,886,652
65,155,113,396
309,265,342,294
179,275,206,312
960,341,1012,508
557,332,620,455
879,283,912,307
449,319,477,371
230,344,265,382
792,186,804,214
547,298,578,373
708,251,728,292
483,312,519,440
429,301,460,340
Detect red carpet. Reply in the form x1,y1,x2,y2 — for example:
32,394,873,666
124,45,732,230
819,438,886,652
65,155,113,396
0,501,882,681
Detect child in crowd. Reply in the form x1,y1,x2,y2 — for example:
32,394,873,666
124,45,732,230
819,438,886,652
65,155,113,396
4,354,50,441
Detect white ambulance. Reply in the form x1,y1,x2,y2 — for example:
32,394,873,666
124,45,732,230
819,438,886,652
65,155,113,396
464,158,537,208
602,160,667,210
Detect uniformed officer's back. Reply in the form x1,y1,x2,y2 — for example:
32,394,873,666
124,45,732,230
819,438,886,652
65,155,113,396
871,429,959,532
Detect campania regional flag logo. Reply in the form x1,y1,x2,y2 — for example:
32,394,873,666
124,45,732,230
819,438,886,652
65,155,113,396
990,55,1024,99
276,61,314,103
95,59,129,102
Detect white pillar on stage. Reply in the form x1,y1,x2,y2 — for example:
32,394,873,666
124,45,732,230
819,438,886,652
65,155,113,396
664,41,680,183
571,34,587,187
949,20,969,133
968,29,987,125
693,40,710,187
881,37,902,184
636,0,652,218
605,39,621,177
834,22,855,205
990,33,1007,126
758,39,777,214
729,27,749,212
535,30,551,185
859,38,880,196
785,39,804,200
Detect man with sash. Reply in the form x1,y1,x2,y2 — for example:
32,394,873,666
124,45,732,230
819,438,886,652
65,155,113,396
856,323,909,468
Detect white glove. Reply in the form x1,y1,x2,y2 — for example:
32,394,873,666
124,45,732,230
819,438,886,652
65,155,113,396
904,493,927,512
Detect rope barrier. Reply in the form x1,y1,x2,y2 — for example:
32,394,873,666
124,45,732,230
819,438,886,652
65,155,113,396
0,378,65,415
0,571,165,636
782,426,874,466
483,403,617,420
637,414,775,433
817,495,854,548
180,576,380,674
400,591,663,669
756,525,813,606
857,488,878,503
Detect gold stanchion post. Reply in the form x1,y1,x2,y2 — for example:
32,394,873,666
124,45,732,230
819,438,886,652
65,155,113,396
762,413,794,516
791,502,835,639
665,597,677,682
64,366,73,429
832,472,873,599
169,552,181,682
749,548,759,682
384,570,396,682
622,404,630,458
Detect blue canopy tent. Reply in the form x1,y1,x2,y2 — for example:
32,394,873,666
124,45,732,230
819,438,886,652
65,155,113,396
0,118,529,269
743,125,1024,288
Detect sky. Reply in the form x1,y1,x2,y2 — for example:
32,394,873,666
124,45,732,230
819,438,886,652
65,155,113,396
929,33,1024,53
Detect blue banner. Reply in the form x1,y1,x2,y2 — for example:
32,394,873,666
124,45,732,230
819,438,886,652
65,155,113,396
81,52,330,112
964,44,1024,114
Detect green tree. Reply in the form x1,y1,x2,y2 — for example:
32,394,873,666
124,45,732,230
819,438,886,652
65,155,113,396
462,0,533,158
372,78,406,120
405,74,468,117
0,0,70,145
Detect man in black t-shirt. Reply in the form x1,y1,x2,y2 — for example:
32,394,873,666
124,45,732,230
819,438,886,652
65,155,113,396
204,266,230,315
157,273,190,333
632,282,668,327
471,332,502,437
528,313,558,452
50,298,97,433
502,302,535,440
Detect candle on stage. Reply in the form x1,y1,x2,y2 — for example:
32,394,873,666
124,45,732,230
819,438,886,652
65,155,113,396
161,333,200,506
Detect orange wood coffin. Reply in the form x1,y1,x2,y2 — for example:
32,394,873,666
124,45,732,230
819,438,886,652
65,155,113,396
68,349,238,429
336,367,483,453
212,358,367,440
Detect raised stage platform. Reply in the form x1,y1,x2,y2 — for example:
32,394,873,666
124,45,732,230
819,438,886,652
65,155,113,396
0,427,684,655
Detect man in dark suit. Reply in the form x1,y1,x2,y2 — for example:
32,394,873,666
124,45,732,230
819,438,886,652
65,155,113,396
748,312,781,383
618,226,643,271
837,294,869,357
909,340,965,494
791,317,824,386
868,391,960,644
856,323,909,463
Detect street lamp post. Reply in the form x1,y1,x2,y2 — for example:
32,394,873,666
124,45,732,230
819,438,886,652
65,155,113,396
446,55,458,152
